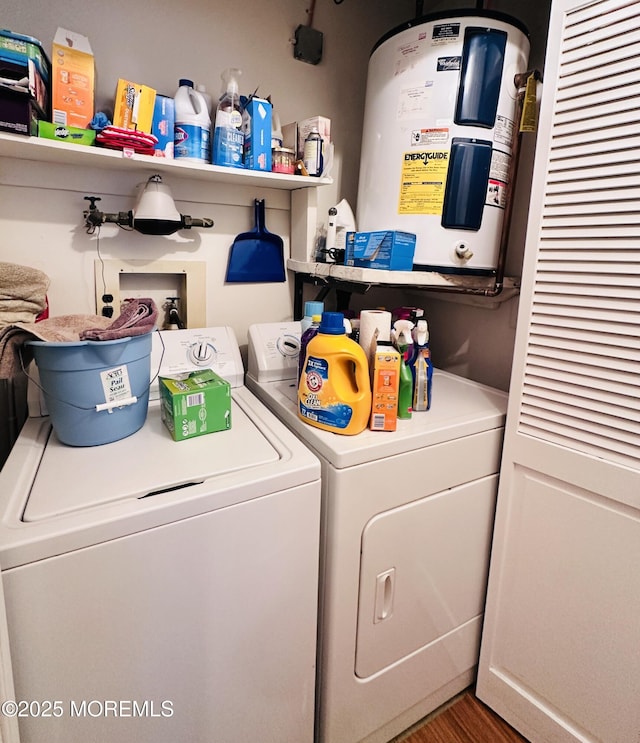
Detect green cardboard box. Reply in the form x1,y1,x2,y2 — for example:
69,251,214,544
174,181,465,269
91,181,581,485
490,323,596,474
159,369,231,442
38,121,96,146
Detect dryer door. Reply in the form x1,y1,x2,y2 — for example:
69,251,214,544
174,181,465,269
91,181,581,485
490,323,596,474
355,475,497,678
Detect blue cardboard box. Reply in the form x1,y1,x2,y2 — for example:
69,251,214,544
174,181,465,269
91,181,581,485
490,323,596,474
345,231,416,271
242,97,272,171
152,94,175,158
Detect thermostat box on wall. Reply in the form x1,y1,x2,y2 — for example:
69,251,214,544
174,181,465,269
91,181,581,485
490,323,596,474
159,369,231,442
345,230,416,271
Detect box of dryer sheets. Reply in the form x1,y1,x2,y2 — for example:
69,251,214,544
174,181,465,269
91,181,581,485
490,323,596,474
160,369,231,442
345,231,416,271
38,121,96,146
242,97,272,171
52,28,94,129
113,79,156,134
369,342,401,432
151,94,174,157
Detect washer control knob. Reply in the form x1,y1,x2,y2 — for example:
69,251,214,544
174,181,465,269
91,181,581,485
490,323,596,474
188,341,215,366
277,334,300,357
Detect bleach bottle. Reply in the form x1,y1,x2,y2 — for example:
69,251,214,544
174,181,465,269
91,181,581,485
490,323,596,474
298,311,372,436
174,79,211,163
212,67,244,168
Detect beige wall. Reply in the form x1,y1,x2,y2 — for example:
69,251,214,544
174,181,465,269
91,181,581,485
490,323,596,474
1,0,551,390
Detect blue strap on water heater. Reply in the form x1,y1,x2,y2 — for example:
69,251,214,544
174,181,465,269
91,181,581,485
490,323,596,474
441,138,493,231
455,27,508,128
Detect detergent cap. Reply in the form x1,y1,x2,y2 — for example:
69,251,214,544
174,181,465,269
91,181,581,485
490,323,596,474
179,78,194,88
319,311,346,335
304,300,324,318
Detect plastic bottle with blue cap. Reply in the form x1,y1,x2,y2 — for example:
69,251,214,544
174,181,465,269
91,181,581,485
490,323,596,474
174,79,211,163
298,311,372,435
300,300,325,334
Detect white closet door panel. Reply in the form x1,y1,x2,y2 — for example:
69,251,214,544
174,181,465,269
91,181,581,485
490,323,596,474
478,0,640,740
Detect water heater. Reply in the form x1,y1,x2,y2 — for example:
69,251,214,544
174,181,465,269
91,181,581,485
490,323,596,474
356,11,530,275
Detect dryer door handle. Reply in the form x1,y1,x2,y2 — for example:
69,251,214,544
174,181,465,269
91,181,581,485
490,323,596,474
374,568,395,624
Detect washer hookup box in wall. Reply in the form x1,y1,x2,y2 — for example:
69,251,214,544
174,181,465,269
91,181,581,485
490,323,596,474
159,369,231,441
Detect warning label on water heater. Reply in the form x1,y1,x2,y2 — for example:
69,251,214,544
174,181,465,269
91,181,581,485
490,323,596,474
432,23,460,44
398,150,449,215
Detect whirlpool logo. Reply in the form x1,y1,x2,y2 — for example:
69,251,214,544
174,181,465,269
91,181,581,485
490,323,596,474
437,56,461,71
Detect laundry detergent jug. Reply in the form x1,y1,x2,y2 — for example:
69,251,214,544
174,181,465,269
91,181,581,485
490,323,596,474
298,311,372,435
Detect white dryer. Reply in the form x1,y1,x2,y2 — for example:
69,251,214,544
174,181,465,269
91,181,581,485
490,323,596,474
246,321,508,743
0,327,321,743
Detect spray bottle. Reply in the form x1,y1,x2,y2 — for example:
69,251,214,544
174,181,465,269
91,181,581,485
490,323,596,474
212,68,244,168
392,319,414,419
411,319,433,412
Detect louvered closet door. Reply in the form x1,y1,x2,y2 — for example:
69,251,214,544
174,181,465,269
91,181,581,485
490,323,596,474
476,2,640,742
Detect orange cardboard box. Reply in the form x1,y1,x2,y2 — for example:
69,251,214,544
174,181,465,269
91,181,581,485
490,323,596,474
369,342,401,432
51,28,94,129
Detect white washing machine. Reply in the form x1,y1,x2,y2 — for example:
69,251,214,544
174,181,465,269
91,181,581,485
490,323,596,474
0,327,321,743
246,322,508,743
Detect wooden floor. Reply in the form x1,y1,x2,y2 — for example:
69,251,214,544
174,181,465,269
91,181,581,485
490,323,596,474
394,689,528,743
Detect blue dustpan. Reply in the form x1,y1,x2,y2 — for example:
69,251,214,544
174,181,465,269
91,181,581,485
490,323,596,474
225,198,286,283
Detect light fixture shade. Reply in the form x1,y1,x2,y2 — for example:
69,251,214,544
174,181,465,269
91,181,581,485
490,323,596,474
132,175,183,234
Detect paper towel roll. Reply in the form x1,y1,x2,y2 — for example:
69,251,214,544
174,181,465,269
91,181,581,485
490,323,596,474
359,309,392,363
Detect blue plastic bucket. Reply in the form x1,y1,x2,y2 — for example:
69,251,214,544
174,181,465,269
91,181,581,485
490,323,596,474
27,333,153,446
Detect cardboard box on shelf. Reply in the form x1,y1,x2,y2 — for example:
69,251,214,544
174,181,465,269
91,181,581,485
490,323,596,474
0,29,51,118
38,121,96,146
151,94,174,157
159,369,231,442
242,97,272,171
0,88,41,135
52,28,94,129
297,115,331,159
113,79,156,134
369,342,401,432
282,116,331,160
345,231,416,271
282,121,298,156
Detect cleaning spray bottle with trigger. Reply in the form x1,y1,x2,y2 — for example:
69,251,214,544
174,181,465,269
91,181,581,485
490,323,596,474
213,68,244,168
411,319,433,412
392,319,414,419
